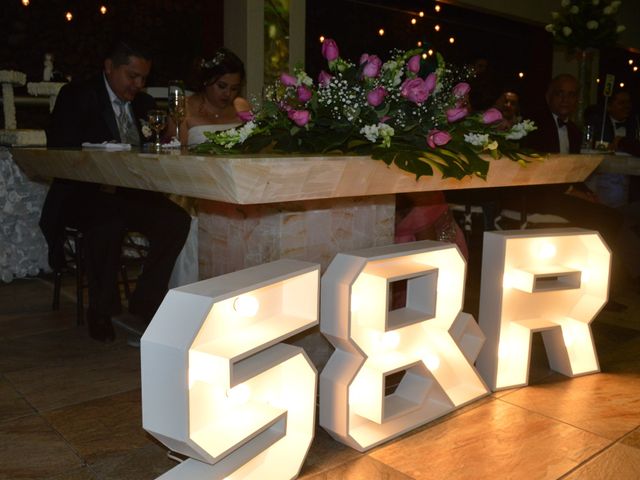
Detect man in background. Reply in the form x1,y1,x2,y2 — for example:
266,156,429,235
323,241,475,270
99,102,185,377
40,39,190,342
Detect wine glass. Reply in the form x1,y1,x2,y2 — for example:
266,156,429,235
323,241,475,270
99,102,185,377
147,110,167,152
168,81,186,143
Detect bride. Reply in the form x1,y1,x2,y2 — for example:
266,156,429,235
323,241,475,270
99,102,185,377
170,48,251,146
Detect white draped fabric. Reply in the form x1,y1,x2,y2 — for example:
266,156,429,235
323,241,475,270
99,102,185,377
0,147,50,282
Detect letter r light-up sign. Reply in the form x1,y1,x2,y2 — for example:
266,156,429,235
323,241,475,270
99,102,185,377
477,229,608,391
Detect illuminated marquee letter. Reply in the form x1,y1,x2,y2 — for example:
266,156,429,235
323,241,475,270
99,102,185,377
141,259,320,479
477,229,608,391
320,241,489,451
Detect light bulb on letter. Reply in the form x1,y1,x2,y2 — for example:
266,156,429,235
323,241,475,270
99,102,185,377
233,295,259,317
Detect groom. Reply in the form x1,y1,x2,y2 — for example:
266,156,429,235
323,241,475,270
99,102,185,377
40,38,190,342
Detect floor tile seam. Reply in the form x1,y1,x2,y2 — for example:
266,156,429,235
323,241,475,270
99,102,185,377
38,409,89,466
300,452,366,478
494,395,619,441
1,341,139,376
555,441,622,479
1,372,39,418
35,386,143,415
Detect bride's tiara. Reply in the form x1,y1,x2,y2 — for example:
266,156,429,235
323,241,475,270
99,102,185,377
200,51,225,69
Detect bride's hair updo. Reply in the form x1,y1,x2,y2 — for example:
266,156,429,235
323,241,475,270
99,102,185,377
195,48,245,91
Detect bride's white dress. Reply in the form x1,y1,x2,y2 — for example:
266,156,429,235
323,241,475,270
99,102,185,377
187,123,241,146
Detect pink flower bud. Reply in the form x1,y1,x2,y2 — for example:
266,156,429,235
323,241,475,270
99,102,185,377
482,107,503,124
362,55,382,78
288,109,310,127
407,55,421,73
280,73,297,87
366,86,387,107
237,110,254,122
424,73,437,94
446,106,469,122
318,70,332,86
401,77,431,104
297,85,312,103
452,82,471,98
427,129,452,149
321,38,339,62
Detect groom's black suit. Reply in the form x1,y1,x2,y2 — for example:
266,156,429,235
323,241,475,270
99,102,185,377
40,75,190,339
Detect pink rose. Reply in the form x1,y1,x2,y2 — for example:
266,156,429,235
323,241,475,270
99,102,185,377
366,86,387,106
424,73,436,94
280,73,297,87
482,107,503,124
237,110,254,122
380,115,391,123
288,109,310,127
321,38,339,62
362,55,382,78
446,106,469,122
297,85,312,103
318,70,332,86
400,77,432,104
452,82,470,98
426,129,452,149
407,55,421,73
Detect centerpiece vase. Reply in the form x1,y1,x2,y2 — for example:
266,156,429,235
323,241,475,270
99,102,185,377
574,48,598,128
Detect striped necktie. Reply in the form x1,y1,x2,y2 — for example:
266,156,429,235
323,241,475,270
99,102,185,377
114,98,140,146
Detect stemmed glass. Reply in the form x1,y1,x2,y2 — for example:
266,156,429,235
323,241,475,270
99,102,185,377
168,81,186,143
147,109,167,152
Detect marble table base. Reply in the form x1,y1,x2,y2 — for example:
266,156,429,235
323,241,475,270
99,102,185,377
197,194,396,278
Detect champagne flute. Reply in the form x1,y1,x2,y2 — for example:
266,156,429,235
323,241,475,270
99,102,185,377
147,109,167,152
168,81,186,143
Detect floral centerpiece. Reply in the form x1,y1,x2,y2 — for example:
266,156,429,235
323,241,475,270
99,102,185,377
545,0,625,49
195,39,537,180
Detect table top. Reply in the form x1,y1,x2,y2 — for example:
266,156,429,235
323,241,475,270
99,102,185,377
11,147,604,205
596,153,640,176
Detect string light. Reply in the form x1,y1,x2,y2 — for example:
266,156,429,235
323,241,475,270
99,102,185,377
435,4,441,12
620,82,625,88
518,72,525,78
319,35,325,43
65,11,73,21
417,41,422,47
449,37,455,44
422,53,428,59
100,5,107,14
21,0,29,6
419,11,424,17
434,24,440,32
378,28,385,36
634,66,639,72
411,18,417,25
428,49,434,56
629,59,634,65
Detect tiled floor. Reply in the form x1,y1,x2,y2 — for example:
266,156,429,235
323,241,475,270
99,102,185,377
1,273,639,480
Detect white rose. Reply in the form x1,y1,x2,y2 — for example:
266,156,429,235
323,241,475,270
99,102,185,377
603,6,613,14
545,24,556,33
616,25,626,33
563,26,573,36
587,20,599,29
570,5,579,14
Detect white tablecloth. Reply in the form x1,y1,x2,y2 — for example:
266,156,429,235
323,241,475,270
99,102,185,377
0,147,50,282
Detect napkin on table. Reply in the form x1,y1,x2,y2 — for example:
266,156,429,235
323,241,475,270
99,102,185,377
81,142,131,151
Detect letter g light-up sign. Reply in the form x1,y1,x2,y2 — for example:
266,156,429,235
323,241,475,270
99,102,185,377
141,259,319,479
477,229,608,391
319,241,489,451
